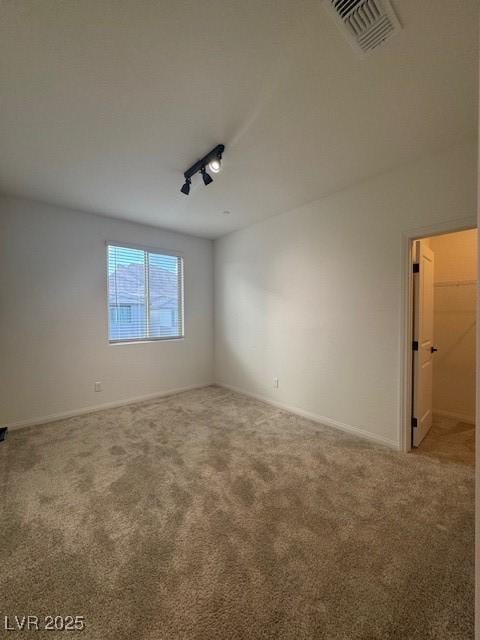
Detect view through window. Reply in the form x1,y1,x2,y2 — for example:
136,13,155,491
107,244,184,342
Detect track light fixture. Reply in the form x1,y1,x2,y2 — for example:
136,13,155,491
180,178,191,195
201,166,213,186
180,144,224,195
208,157,222,173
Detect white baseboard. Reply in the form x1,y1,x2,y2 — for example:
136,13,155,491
433,409,475,425
5,383,211,431
7,381,404,450
217,382,400,450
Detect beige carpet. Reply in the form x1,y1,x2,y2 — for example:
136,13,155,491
414,414,475,467
0,386,474,639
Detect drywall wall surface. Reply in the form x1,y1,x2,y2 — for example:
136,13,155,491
0,196,214,426
430,229,477,422
214,142,477,447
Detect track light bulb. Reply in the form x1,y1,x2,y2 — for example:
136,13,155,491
201,167,213,186
208,157,222,173
180,178,191,195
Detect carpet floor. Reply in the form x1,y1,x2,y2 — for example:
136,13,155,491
414,414,475,467
0,386,474,639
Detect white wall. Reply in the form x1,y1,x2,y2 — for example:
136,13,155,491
430,230,477,423
214,142,478,448
0,196,214,427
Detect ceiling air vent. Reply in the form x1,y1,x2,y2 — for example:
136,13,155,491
325,0,401,56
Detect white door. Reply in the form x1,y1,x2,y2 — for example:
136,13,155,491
412,240,436,447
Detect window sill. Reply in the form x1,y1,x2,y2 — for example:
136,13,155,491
109,337,184,345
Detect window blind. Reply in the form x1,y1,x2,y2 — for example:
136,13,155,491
107,244,184,342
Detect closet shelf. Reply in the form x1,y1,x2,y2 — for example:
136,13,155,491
434,279,477,288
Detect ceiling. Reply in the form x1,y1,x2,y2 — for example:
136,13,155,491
0,0,477,238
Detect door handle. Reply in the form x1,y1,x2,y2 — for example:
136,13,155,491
430,346,438,353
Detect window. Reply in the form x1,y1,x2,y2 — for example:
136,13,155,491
107,244,184,343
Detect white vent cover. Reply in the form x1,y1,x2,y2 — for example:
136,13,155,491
325,0,401,56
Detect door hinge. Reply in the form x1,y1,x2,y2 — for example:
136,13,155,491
411,417,418,428
412,263,420,273
412,340,418,351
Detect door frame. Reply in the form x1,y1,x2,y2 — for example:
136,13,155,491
400,216,477,452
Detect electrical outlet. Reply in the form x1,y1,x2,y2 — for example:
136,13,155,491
273,378,279,388
94,382,102,392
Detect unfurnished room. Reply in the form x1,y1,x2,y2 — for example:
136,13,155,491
0,2,478,639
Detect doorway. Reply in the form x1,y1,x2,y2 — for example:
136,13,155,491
408,228,476,462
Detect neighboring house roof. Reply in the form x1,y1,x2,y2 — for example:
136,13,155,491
109,263,178,308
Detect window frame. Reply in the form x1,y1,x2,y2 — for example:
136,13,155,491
106,241,184,345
